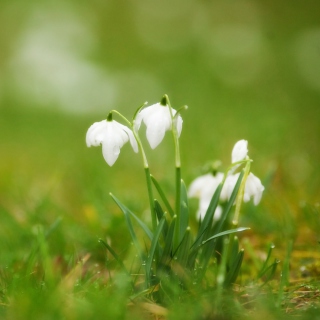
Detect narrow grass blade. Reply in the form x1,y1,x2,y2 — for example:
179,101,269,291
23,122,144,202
25,217,62,276
146,214,166,285
151,175,174,217
201,227,250,245
259,258,280,286
197,172,245,280
154,200,169,238
159,216,176,268
258,243,275,278
179,179,189,238
110,193,153,241
129,209,153,241
110,193,144,260
215,170,244,233
191,184,223,251
98,238,130,276
224,249,244,286
277,239,293,307
228,235,239,268
176,227,192,268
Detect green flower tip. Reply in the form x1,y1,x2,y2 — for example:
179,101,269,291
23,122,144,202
107,112,113,121
160,95,169,106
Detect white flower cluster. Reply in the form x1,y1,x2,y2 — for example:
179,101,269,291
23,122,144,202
188,140,264,220
86,102,181,166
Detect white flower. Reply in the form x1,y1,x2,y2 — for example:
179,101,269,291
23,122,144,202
86,119,138,166
243,172,265,205
188,173,224,220
134,102,183,149
220,172,264,205
232,140,248,163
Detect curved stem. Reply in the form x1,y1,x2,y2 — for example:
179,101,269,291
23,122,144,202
165,94,183,248
109,109,132,127
232,160,251,227
111,108,156,231
132,125,156,231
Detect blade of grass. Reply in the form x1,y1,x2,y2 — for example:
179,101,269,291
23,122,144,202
110,193,144,261
179,179,189,238
98,238,131,278
197,172,245,281
201,228,250,245
146,214,166,286
259,258,280,286
151,175,174,217
110,193,153,241
176,227,192,268
154,200,169,238
224,249,244,286
159,216,176,269
258,243,276,278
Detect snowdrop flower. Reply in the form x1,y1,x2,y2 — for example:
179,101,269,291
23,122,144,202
243,172,265,205
188,172,224,220
232,140,248,163
220,172,264,205
134,101,183,149
86,118,138,166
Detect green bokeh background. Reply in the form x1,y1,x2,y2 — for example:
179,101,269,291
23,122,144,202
0,0,319,275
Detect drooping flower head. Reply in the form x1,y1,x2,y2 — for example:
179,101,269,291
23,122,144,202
134,97,183,149
86,113,138,166
220,172,264,205
232,139,248,164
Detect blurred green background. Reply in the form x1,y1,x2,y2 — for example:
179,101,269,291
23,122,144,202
0,0,319,275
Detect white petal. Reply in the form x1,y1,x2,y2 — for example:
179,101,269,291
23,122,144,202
189,173,224,221
121,124,139,153
245,173,264,205
86,120,108,147
188,173,215,198
86,119,139,166
134,107,152,131
232,140,248,163
102,139,120,166
146,121,166,149
175,115,183,137
135,102,183,149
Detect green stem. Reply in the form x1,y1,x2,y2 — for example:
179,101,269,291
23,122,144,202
165,94,183,249
232,160,251,227
174,167,181,249
109,109,132,127
144,167,156,232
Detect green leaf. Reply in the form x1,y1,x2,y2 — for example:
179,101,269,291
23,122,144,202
228,235,240,268
110,193,153,241
146,214,166,285
110,193,144,260
224,249,244,286
259,258,280,285
176,227,192,268
193,183,223,249
151,175,174,217
258,243,275,278
215,170,245,233
196,172,245,281
201,227,250,245
154,199,169,238
159,216,176,267
98,238,130,277
179,179,189,237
